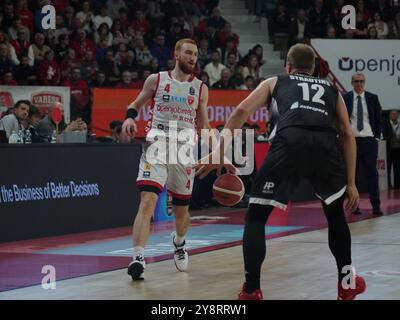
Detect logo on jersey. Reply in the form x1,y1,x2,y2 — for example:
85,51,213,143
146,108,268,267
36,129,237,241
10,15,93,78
262,182,275,194
290,101,299,110
144,163,152,170
187,96,195,105
189,87,195,95
186,167,192,176
162,95,170,102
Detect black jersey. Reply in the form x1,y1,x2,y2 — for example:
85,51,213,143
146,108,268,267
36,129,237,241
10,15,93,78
270,73,339,134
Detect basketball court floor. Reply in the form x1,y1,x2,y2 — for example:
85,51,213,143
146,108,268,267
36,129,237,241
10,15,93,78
0,190,399,300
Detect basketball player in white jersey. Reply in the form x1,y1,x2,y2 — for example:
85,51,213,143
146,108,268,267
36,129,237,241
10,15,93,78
122,39,211,280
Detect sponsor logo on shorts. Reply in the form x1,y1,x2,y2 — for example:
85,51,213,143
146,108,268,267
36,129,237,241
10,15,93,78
262,181,275,194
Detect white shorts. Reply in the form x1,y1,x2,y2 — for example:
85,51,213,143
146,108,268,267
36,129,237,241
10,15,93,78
136,142,195,202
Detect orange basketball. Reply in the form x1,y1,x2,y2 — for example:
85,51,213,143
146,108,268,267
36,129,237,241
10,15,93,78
213,174,245,206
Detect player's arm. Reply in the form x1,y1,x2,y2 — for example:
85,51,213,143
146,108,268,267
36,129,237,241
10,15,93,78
122,73,158,137
336,93,359,211
195,77,276,177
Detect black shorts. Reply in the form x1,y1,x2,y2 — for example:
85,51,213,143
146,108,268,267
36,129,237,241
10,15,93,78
250,127,347,209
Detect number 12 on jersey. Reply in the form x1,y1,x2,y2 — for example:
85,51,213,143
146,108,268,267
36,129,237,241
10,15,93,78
297,82,325,105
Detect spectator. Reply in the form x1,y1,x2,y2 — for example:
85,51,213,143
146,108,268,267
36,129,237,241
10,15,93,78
62,68,91,124
239,44,265,68
89,71,110,88
119,50,138,73
326,25,337,38
14,56,37,85
368,12,389,39
118,8,131,30
8,16,30,41
355,0,370,24
198,71,210,88
388,12,400,39
64,6,75,30
221,36,241,65
94,23,113,47
1,71,18,86
114,43,128,65
269,3,291,38
54,34,71,64
343,72,383,216
367,25,379,39
93,5,113,30
383,110,400,189
60,48,79,81
80,50,97,82
308,0,330,38
204,50,226,86
217,22,239,48
207,7,226,30
115,70,142,89
289,9,312,46
48,15,69,46
354,13,368,38
98,50,120,83
148,57,160,73
240,75,256,90
150,34,172,71
0,43,14,78
212,68,236,90
0,100,30,139
24,104,42,143
166,22,189,48
39,50,61,85
71,29,96,62
15,0,34,33
106,0,127,20
197,38,212,69
132,10,151,34
133,35,152,67
2,2,15,30
30,33,51,65
76,1,94,33
241,54,262,83
373,0,392,22
203,25,219,51
10,28,32,66
36,102,87,141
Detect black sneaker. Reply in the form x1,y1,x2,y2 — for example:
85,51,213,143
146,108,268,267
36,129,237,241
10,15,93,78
372,209,383,216
352,208,362,215
128,255,146,280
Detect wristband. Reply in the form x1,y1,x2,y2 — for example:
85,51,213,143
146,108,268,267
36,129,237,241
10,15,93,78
125,108,138,120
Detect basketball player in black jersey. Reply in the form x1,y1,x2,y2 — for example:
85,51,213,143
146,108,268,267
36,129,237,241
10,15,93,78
196,44,367,300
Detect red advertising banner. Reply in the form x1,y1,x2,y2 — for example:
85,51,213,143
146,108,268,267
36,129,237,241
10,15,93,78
92,88,269,138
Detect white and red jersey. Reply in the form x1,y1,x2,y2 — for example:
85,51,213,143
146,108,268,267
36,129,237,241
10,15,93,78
146,71,203,141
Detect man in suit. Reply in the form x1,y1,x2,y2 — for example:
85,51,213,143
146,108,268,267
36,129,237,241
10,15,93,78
343,72,383,215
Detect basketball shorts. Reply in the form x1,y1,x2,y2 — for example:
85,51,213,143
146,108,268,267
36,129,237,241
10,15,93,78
136,141,195,205
250,127,347,210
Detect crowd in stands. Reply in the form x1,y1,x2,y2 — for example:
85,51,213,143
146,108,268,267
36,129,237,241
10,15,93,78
1,0,399,128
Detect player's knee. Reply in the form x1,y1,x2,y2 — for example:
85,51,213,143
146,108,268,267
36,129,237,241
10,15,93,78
138,192,158,216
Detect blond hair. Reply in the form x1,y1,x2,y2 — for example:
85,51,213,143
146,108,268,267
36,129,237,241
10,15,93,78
175,38,197,52
286,43,316,73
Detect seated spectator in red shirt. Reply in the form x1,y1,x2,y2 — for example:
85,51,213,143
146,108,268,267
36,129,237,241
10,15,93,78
60,48,78,80
52,0,70,15
71,29,96,62
119,50,138,72
10,28,31,64
208,7,227,30
62,68,91,124
15,0,34,32
39,50,61,85
118,8,131,30
0,71,18,86
14,56,37,85
217,22,239,48
131,10,151,33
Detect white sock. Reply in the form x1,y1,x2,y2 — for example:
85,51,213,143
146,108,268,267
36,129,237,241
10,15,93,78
174,234,185,247
133,246,145,259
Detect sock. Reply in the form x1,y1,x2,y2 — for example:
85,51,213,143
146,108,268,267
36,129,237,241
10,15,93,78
174,233,185,247
133,246,145,259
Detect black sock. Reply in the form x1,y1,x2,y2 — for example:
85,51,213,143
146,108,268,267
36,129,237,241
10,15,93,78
322,196,352,282
243,204,273,293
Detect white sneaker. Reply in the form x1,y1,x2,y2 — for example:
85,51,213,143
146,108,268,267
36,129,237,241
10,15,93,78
171,232,189,272
127,255,146,280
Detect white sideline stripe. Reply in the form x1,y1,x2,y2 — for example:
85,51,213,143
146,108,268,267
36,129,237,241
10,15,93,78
213,185,244,197
249,198,287,210
316,185,347,205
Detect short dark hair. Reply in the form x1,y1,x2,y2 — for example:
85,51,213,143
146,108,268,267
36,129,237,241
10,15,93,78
14,99,31,109
109,120,122,130
286,43,315,73
28,105,41,118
